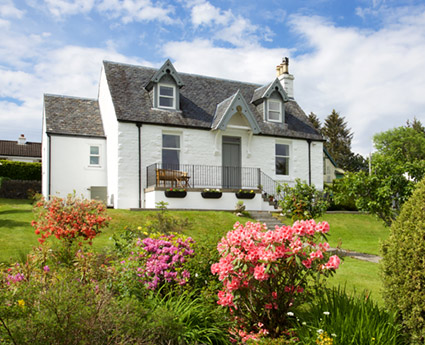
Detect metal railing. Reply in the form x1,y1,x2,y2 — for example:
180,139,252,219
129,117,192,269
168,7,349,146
260,170,284,201
147,163,262,190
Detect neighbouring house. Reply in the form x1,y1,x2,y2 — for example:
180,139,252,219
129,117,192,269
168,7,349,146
323,148,344,184
42,58,324,210
0,135,41,163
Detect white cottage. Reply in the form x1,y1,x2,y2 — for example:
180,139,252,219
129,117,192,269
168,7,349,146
42,58,324,210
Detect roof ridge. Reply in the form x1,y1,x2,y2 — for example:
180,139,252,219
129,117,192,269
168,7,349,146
103,60,263,87
44,94,98,102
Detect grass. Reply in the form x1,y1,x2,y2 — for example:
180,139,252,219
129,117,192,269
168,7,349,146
278,213,389,255
0,199,386,304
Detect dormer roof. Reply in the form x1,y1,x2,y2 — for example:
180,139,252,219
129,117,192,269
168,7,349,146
251,78,288,105
212,90,261,134
145,59,184,91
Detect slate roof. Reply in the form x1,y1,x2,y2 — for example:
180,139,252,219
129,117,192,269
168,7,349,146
0,140,41,158
44,95,105,137
103,61,323,141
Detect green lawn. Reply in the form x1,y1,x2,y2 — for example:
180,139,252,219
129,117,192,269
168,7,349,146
0,199,387,304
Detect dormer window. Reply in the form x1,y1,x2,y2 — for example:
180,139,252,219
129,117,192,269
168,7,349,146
267,100,282,122
158,83,176,109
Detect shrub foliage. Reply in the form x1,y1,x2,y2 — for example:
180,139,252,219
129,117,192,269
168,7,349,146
0,160,41,180
382,177,425,343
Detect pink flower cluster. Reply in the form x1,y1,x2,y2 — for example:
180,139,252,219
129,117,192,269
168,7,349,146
124,234,195,290
211,220,340,341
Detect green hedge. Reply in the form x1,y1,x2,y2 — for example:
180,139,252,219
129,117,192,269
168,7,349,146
0,160,41,180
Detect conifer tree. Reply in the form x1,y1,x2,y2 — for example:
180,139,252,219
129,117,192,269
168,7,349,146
307,112,322,132
322,110,353,170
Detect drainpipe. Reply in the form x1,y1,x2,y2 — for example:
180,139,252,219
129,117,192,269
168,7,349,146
307,139,312,186
136,123,142,208
47,133,51,197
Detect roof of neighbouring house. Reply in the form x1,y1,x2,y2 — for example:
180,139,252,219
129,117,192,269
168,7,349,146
0,140,41,158
102,60,324,141
44,95,105,137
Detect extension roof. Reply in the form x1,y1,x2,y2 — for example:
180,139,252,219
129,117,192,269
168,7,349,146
44,95,105,137
0,140,41,158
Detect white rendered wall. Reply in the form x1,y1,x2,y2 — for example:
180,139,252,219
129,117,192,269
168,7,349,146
116,122,140,209
140,124,324,207
49,135,107,199
98,67,118,207
145,191,275,211
41,111,49,197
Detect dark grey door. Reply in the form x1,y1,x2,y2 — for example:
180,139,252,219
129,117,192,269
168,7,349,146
222,136,241,188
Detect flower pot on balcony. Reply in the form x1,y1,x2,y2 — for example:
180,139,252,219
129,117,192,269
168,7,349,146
235,192,256,199
165,190,187,198
201,191,222,199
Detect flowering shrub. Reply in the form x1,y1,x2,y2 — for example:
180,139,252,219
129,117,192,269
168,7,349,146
117,233,195,294
31,194,110,245
211,220,340,341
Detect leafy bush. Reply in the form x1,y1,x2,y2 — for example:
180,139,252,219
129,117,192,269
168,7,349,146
293,287,405,345
382,177,425,343
277,179,329,221
142,290,231,345
32,194,110,245
211,220,340,341
0,179,41,199
0,160,41,180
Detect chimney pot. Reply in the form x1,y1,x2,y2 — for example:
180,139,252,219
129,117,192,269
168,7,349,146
18,134,27,145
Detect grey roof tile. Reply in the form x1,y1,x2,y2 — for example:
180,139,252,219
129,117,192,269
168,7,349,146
103,61,323,141
44,95,105,137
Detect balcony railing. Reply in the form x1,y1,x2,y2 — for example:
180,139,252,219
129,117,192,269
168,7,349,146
147,163,262,190
146,163,284,201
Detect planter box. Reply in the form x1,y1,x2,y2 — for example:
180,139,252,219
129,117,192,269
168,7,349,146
201,191,222,199
235,192,256,199
164,191,187,198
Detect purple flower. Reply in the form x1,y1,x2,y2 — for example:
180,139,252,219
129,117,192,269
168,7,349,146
43,265,50,272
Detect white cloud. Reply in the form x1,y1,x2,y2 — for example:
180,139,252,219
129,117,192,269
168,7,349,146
288,10,425,155
41,0,177,23
0,0,24,18
163,39,290,84
44,0,95,17
191,1,232,27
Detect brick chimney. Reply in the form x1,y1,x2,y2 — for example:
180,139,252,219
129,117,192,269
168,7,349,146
276,57,294,99
17,134,26,145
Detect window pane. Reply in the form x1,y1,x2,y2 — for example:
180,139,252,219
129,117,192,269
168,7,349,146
162,149,179,168
159,96,173,107
269,101,280,111
160,85,174,97
276,157,289,175
163,134,180,148
90,156,99,165
276,144,289,156
90,146,99,155
269,110,280,121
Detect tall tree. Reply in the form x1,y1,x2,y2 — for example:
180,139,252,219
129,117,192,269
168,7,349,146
406,116,425,134
307,112,322,132
322,110,353,170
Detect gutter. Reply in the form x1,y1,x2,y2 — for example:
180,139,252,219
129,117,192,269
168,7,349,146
47,133,51,197
136,123,142,208
307,139,312,186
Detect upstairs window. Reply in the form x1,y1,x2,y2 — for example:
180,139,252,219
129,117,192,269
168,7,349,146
158,84,175,109
90,146,100,166
268,100,282,122
275,143,289,175
162,134,180,169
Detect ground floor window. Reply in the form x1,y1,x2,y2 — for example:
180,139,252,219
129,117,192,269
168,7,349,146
275,143,289,175
162,134,180,169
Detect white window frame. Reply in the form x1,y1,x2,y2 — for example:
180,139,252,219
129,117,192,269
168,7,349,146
158,83,176,109
275,142,290,176
267,100,282,123
162,132,181,168
89,145,100,167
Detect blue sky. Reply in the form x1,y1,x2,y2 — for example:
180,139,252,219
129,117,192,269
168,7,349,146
1,0,425,156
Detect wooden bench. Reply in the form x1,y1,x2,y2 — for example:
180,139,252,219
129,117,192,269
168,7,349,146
156,169,190,188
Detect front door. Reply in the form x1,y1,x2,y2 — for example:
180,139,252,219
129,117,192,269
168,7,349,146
222,136,241,188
